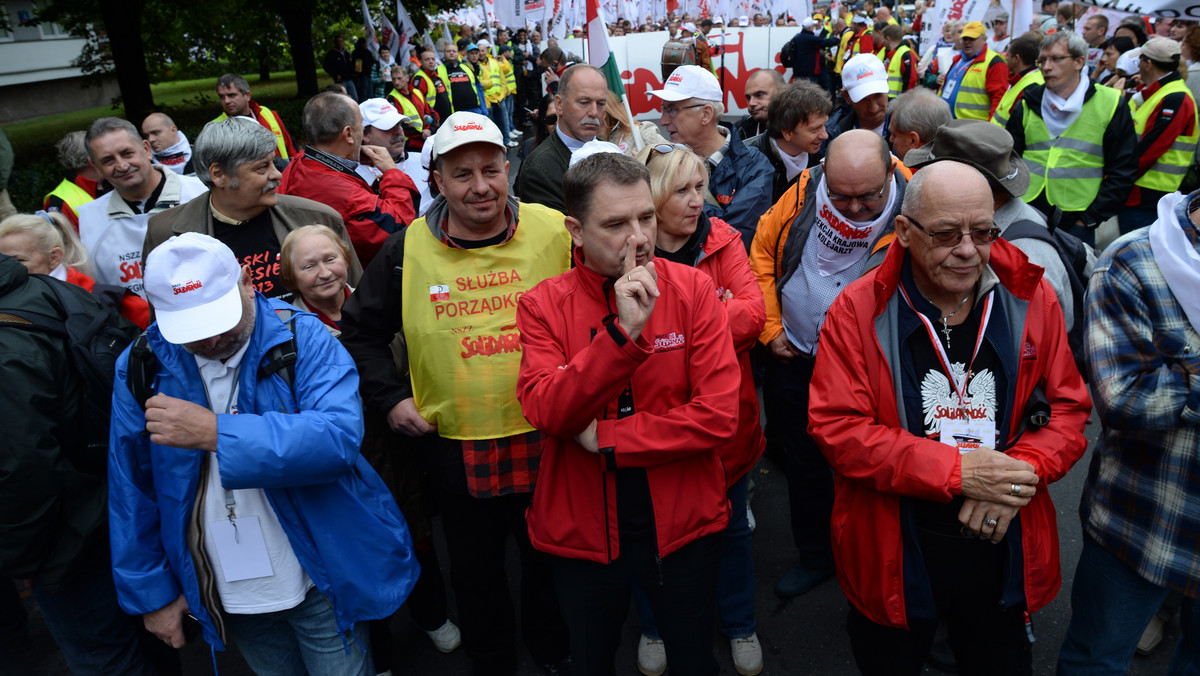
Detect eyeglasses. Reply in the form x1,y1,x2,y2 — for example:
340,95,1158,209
644,142,691,164
1036,54,1076,67
661,103,707,117
826,182,888,205
905,215,1000,247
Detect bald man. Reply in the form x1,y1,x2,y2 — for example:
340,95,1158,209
738,69,785,138
141,113,193,175
750,129,912,598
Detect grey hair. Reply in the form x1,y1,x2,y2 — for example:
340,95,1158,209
888,88,952,144
55,131,90,169
947,19,967,32
217,73,251,93
192,117,278,188
695,98,725,120
1042,30,1088,59
84,118,142,161
302,92,359,146
902,160,985,218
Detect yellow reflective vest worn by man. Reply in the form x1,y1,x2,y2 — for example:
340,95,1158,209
938,22,1008,120
1003,32,1137,246
1116,37,1200,233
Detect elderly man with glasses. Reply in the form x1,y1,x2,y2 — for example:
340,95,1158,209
649,65,773,251
808,160,1090,676
748,129,911,599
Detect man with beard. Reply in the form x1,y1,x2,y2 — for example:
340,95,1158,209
77,118,207,298
517,64,608,213
144,117,360,303
278,92,420,267
107,232,418,675
142,113,194,175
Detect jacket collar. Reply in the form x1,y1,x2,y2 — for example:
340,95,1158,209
571,247,622,305
106,167,177,219
871,236,1043,317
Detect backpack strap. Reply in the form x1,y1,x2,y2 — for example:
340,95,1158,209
127,332,158,410
258,308,298,392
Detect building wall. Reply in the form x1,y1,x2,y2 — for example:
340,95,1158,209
0,1,120,123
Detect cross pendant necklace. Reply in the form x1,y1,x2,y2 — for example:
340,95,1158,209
938,293,972,350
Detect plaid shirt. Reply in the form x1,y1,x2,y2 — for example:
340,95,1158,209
1081,192,1200,598
440,201,543,499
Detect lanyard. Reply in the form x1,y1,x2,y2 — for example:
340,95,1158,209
898,284,993,411
200,367,241,541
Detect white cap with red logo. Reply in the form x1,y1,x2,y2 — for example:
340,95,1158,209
431,111,506,160
144,232,245,345
841,54,889,103
359,98,407,131
647,65,722,102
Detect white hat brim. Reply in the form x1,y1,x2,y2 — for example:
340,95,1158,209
155,283,244,345
847,79,890,102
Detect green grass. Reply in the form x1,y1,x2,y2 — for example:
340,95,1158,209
3,71,332,213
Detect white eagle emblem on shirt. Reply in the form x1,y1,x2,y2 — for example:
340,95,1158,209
921,363,997,435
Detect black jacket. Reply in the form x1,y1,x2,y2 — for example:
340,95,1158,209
516,130,571,213
1005,82,1137,226
0,256,111,590
323,47,354,82
745,132,822,203
788,30,841,79
820,107,890,157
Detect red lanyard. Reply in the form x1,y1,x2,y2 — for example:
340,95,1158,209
898,284,993,410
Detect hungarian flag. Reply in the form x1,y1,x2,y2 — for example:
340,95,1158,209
586,0,626,101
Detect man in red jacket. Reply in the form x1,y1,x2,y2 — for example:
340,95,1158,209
516,152,741,676
278,92,419,267
808,161,1090,675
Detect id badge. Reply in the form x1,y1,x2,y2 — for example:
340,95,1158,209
208,516,274,582
939,417,996,454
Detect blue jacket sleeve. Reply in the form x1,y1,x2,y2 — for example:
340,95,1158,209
704,147,776,252
215,315,367,489
108,349,183,616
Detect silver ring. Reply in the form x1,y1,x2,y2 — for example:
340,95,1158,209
984,518,999,528
1011,483,1022,497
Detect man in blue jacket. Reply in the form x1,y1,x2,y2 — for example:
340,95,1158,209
108,232,417,674
650,65,774,252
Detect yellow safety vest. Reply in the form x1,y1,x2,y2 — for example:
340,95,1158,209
483,57,505,104
435,63,479,112
401,203,571,439
886,44,912,98
835,27,871,74
1130,78,1199,192
43,179,94,221
1021,83,1121,211
387,89,423,132
414,69,439,108
501,57,517,94
942,47,1005,121
992,68,1043,128
212,105,289,159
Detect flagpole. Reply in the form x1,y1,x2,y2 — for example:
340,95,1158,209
624,95,644,151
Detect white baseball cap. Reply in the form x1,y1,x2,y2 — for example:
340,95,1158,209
1116,48,1141,75
841,53,889,102
569,140,624,167
647,64,722,102
682,21,697,32
852,13,870,24
431,111,506,160
359,98,407,131
738,15,750,25
144,233,245,345
802,16,818,27
477,38,492,49
714,15,725,24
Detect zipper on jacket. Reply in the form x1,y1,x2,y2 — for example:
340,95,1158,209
190,452,228,646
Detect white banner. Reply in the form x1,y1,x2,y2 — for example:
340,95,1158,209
553,26,801,120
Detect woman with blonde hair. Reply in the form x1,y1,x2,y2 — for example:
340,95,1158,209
599,89,668,154
0,211,149,327
628,143,768,676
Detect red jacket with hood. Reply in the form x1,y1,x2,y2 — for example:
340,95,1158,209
808,238,1090,628
516,250,741,563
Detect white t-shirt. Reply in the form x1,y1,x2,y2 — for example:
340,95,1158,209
76,168,207,297
195,339,313,614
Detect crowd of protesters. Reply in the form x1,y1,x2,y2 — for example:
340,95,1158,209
1,4,1199,676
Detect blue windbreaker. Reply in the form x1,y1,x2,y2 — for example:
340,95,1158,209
108,292,418,650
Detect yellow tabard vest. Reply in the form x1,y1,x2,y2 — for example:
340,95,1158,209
401,203,571,439
501,58,517,94
886,44,912,97
483,57,505,104
212,106,289,159
1130,78,1199,192
942,47,1005,120
1021,83,1121,211
414,69,439,108
43,179,94,218
835,28,870,74
992,68,1043,128
387,89,423,132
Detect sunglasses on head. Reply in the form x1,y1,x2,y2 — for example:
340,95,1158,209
644,143,691,165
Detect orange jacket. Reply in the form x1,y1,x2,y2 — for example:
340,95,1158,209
749,157,912,346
